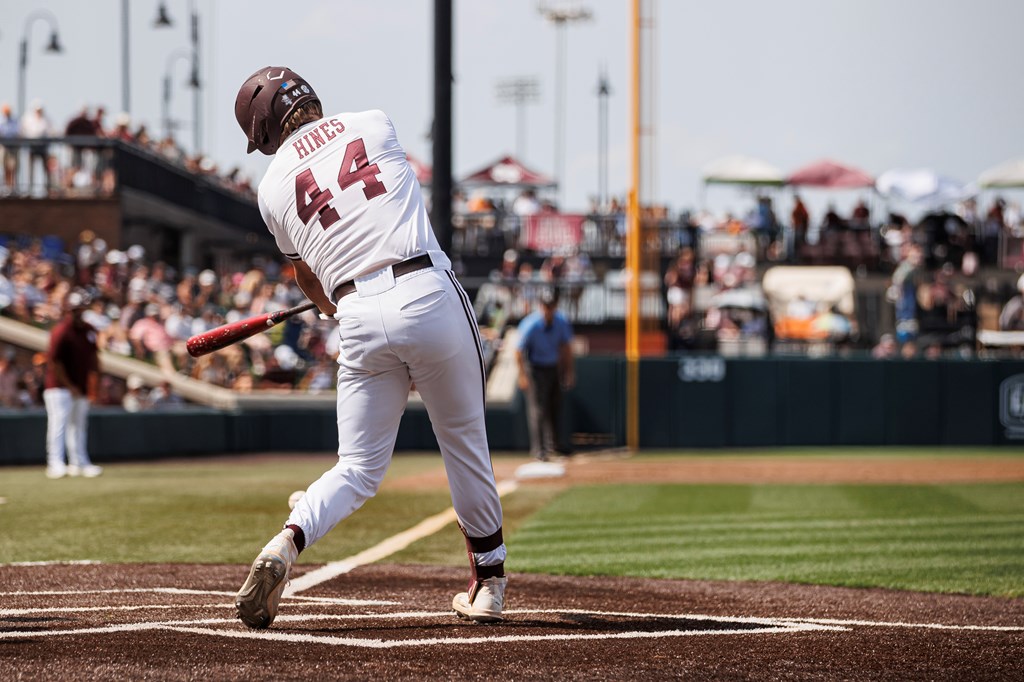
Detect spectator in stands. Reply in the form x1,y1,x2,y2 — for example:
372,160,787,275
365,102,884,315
891,243,924,343
65,106,96,137
134,124,153,148
998,274,1024,331
110,113,134,142
791,195,809,260
922,337,943,360
91,107,108,137
128,303,175,374
122,373,150,412
900,340,918,359
65,103,99,182
20,100,54,191
982,198,1006,265
0,103,20,192
0,250,12,313
149,380,183,408
850,199,871,230
822,204,845,234
665,247,696,329
872,333,897,359
98,305,132,356
0,345,18,407
512,189,541,216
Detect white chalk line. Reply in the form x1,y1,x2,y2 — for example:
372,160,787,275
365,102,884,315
285,478,520,596
1,560,101,567
0,587,394,607
3,602,1021,648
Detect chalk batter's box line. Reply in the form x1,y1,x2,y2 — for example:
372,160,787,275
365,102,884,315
2,594,1022,647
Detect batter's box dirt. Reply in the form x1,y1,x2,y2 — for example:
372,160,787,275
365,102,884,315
1,563,1022,681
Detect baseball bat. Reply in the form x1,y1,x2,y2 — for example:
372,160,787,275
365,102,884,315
186,301,318,357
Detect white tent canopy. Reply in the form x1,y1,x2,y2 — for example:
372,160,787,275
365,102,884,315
977,158,1024,189
702,155,786,186
875,168,972,208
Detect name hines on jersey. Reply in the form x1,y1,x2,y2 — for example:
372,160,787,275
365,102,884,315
292,119,347,160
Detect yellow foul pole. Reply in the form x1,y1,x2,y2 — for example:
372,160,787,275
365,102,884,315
625,0,641,452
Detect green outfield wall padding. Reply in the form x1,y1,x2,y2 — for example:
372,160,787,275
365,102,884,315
884,362,942,445
730,360,780,446
941,362,994,445
836,361,887,445
780,360,835,446
1,358,1022,464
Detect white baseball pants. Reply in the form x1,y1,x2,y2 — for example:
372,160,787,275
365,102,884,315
43,388,94,469
287,258,504,559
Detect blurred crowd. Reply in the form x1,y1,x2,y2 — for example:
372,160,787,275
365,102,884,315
0,231,340,410
660,193,1024,358
0,100,256,199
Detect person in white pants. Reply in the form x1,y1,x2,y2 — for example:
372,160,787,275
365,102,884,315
232,66,506,629
43,290,102,479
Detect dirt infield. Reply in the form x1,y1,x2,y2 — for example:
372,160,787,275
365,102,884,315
2,453,1022,680
389,452,1024,490
1,562,1022,681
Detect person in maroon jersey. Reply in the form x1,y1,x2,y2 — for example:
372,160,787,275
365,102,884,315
43,290,102,478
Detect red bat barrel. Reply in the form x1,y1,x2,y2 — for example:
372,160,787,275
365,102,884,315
185,301,317,357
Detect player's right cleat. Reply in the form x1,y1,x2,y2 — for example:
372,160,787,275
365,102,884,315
45,465,67,479
68,464,103,478
453,575,507,623
235,528,298,629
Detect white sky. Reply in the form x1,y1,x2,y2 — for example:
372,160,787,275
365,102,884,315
4,0,1023,220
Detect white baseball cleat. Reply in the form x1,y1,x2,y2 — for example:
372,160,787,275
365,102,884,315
235,529,298,629
45,465,68,479
68,464,103,478
453,575,507,623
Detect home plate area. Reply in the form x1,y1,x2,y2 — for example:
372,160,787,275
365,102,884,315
2,563,1022,680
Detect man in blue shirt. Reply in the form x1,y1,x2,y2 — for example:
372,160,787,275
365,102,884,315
516,288,575,461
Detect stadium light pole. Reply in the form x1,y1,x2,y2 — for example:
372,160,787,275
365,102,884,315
162,48,193,140
496,77,540,161
17,10,64,118
596,67,610,209
154,1,202,153
538,2,591,207
432,0,453,255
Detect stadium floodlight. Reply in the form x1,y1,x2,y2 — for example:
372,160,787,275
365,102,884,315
17,10,65,118
537,2,592,205
496,77,540,160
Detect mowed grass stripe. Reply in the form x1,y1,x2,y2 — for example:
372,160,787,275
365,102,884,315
520,514,1024,537
516,520,1024,548
508,482,1024,597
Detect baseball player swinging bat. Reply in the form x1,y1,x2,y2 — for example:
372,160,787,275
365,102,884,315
185,301,317,357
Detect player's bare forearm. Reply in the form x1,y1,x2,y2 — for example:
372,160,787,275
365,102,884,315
516,350,530,390
292,259,337,317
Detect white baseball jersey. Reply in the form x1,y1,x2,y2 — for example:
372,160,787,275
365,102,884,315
250,106,505,564
257,109,442,299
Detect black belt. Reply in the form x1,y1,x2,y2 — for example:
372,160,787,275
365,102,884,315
332,253,434,302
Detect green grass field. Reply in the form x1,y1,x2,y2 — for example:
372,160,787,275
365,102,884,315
1,451,1022,598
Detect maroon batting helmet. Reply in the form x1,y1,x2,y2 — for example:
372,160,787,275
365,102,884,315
234,66,320,155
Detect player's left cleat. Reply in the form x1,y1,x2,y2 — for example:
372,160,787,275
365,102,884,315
235,528,298,629
453,575,507,623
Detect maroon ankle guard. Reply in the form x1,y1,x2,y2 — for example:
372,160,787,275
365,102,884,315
462,526,504,596
286,524,306,553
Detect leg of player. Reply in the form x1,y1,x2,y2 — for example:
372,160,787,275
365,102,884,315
66,395,101,478
395,271,507,622
235,296,410,629
43,387,70,479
